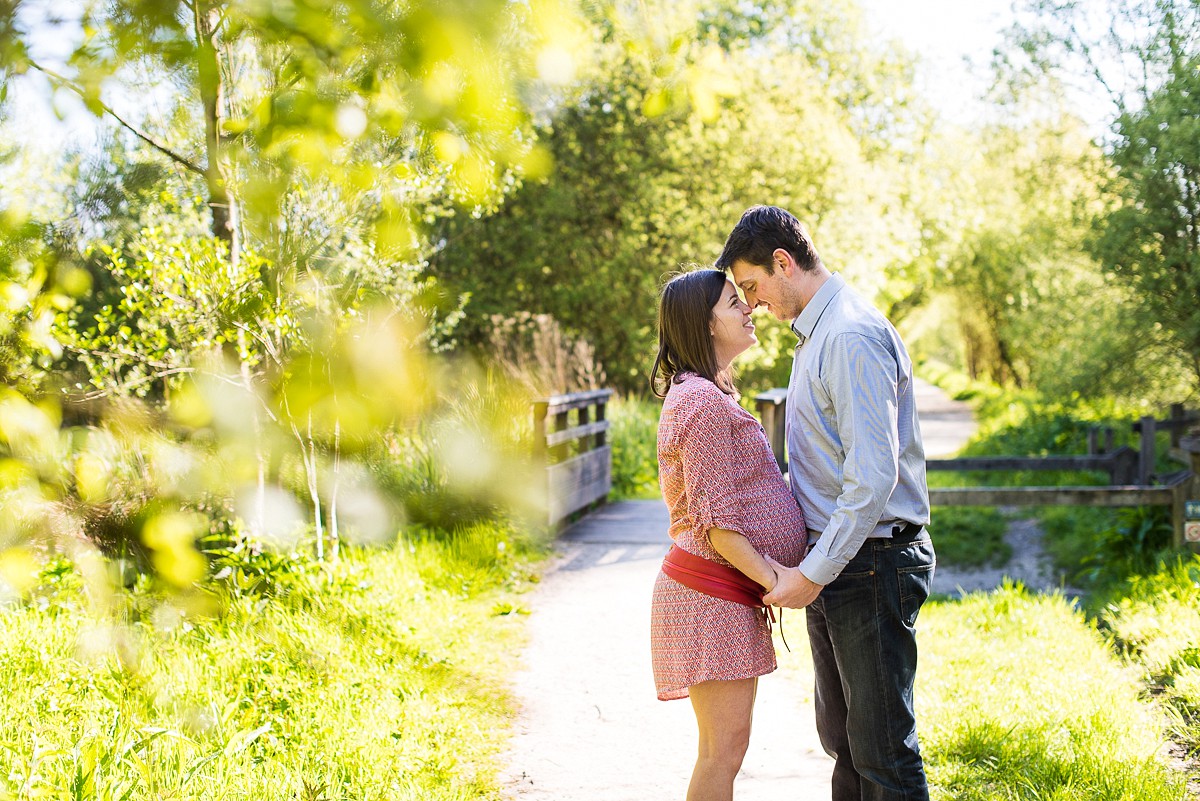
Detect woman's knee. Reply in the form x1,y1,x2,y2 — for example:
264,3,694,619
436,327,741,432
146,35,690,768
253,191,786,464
697,720,752,766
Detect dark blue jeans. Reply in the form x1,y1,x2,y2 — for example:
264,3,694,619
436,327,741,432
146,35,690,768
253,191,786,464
806,529,935,801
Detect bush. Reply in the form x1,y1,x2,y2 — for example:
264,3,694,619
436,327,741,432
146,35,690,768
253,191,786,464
608,395,661,500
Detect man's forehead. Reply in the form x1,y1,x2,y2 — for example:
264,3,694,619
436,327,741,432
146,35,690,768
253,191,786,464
730,260,766,284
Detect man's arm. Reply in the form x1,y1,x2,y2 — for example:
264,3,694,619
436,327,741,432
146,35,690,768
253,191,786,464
797,332,901,585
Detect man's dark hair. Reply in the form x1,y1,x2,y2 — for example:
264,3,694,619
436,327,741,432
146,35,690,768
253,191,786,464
650,269,733,398
714,205,821,275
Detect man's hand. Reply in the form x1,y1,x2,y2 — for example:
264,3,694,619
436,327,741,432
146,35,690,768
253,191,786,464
762,555,823,609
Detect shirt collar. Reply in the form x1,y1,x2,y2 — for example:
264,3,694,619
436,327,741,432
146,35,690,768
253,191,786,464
791,273,845,343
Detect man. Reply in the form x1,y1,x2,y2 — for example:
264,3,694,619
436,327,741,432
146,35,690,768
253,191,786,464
715,205,936,801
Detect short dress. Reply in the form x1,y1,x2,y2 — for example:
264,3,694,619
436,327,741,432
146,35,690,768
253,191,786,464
650,373,807,701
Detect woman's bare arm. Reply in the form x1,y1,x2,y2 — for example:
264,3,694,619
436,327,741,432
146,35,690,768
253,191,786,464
707,527,778,591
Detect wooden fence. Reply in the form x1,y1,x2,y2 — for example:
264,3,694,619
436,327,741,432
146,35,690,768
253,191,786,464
754,391,1200,550
533,389,613,527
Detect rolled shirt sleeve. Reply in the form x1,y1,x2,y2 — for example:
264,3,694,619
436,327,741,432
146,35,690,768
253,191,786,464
799,332,901,585
675,389,744,535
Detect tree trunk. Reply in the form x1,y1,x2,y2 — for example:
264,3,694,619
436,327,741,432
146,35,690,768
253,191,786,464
194,1,239,264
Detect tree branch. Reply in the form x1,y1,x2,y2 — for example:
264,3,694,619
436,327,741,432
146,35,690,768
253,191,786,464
28,60,206,176
74,366,199,401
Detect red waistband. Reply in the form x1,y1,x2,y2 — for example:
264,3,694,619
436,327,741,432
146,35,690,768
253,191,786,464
661,545,764,607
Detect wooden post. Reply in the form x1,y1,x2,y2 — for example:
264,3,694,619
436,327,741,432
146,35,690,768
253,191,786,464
551,409,570,463
1087,427,1098,455
1139,415,1157,486
595,398,608,449
1180,434,1200,552
1110,447,1139,486
594,398,609,505
1169,403,1186,448
533,401,548,457
754,389,788,474
1105,427,1115,453
578,404,591,456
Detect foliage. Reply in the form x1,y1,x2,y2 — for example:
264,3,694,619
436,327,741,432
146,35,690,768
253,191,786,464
365,368,545,534
1004,0,1200,394
608,395,661,501
920,585,1188,800
903,111,1157,400
0,537,538,800
1096,45,1200,387
0,0,591,243
58,226,279,400
426,0,930,391
1100,556,1200,754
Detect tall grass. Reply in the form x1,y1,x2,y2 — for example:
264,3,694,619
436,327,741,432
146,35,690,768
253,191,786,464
0,526,540,800
921,585,1187,800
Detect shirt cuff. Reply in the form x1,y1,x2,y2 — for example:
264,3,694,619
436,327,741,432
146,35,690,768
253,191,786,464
799,552,843,586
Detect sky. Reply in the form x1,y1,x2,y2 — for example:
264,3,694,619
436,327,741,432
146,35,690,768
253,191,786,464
858,0,1023,124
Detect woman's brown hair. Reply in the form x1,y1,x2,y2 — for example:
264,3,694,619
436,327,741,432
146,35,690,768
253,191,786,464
650,268,733,398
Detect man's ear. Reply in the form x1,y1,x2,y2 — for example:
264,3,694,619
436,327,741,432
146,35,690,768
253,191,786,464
772,247,796,277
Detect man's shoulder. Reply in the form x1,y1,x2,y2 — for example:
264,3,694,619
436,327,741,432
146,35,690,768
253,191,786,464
823,290,892,340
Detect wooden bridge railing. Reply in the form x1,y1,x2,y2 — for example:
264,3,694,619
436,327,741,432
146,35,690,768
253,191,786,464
754,391,1200,550
533,389,614,527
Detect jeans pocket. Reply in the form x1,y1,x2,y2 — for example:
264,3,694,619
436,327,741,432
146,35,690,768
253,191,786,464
838,548,876,578
897,541,935,626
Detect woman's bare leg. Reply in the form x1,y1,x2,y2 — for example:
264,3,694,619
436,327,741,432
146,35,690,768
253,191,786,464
686,677,757,801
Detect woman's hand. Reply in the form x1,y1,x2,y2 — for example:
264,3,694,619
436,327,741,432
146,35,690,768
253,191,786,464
761,554,823,608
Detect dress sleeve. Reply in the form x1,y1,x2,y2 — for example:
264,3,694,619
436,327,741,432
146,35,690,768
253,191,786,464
674,385,743,535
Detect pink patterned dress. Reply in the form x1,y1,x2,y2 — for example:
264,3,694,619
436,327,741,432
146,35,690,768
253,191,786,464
651,374,807,701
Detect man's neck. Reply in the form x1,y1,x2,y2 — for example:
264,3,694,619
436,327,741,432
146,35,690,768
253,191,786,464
796,266,833,312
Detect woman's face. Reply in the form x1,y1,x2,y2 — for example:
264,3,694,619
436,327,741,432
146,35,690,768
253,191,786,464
710,279,756,367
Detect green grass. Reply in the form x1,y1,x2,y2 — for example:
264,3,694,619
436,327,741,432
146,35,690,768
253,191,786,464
0,525,542,800
928,506,1011,569
921,585,1188,800
1099,556,1200,756
777,584,1191,797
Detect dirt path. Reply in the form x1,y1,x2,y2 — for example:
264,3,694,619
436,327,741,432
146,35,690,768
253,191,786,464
499,378,981,799
499,503,828,799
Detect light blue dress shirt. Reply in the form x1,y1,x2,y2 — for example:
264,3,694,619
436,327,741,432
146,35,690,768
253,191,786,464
786,273,931,586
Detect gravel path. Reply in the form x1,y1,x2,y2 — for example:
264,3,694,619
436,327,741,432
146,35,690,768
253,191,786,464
499,378,981,799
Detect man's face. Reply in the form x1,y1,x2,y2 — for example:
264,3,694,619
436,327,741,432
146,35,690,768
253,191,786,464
730,258,803,321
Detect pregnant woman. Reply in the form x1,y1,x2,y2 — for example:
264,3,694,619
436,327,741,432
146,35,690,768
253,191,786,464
649,268,808,801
